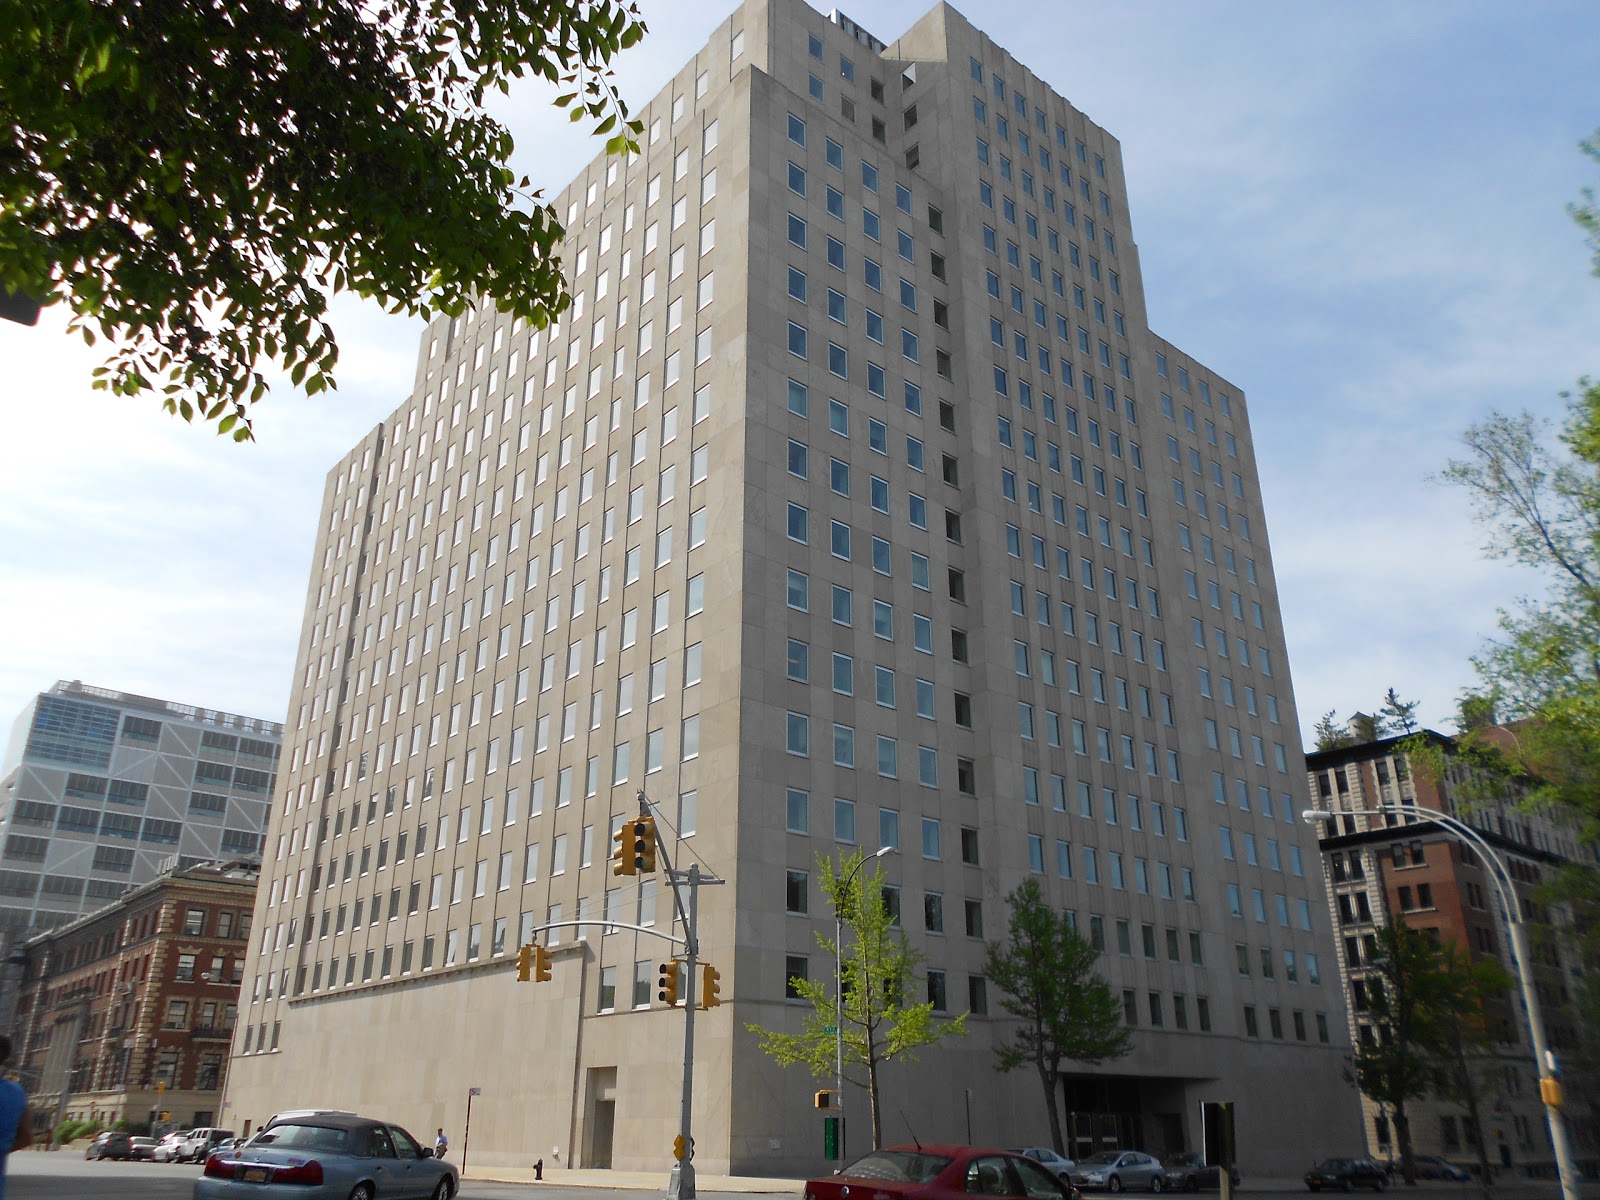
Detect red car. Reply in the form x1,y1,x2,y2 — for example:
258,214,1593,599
807,1144,1082,1200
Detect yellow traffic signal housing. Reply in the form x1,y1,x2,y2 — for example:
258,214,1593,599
533,943,552,983
1541,1076,1564,1108
633,816,658,873
658,959,680,1006
814,1089,837,1110
672,1134,687,1162
701,963,722,1009
612,823,635,876
516,944,534,982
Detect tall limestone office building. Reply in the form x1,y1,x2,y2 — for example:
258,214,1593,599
225,0,1359,1174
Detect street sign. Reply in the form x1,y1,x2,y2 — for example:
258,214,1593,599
823,1025,837,1034
469,1087,482,1096
823,1116,840,1160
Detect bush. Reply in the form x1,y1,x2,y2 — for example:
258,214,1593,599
54,1117,104,1145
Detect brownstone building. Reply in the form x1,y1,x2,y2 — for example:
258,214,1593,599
1305,731,1595,1177
11,860,257,1131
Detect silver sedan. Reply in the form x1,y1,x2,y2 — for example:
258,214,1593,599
1072,1150,1167,1193
194,1114,457,1200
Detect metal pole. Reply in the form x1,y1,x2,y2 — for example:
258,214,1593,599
835,900,845,1164
1384,804,1580,1200
668,863,700,1200
462,1089,474,1176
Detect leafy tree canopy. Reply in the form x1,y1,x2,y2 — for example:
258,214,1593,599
0,0,645,438
984,879,1130,1155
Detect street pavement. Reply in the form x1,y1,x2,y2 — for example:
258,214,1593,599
9,1149,1594,1200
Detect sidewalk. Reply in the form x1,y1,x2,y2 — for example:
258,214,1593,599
463,1166,805,1193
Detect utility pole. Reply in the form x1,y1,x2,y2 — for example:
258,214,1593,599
651,784,722,1200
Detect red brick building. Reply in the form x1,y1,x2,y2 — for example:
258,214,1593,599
11,860,257,1131
1305,731,1594,1176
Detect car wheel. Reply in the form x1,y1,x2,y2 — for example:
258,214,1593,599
1110,1177,1124,1194
1340,1181,1352,1194
1152,1177,1166,1193
1186,1180,1200,1194
431,1178,454,1200
1372,1180,1385,1193
349,1184,377,1200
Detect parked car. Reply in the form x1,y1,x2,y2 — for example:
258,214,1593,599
1410,1156,1470,1182
152,1131,189,1162
1161,1152,1240,1192
197,1112,459,1200
85,1130,134,1160
1072,1151,1167,1192
805,1145,1080,1200
179,1127,236,1163
1016,1146,1078,1181
1304,1158,1387,1192
203,1137,245,1163
129,1136,160,1161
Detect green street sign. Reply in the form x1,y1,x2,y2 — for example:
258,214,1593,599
823,1025,837,1034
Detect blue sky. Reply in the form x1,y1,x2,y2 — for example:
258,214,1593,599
1,0,1596,744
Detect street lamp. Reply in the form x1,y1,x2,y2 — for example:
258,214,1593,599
1302,801,1580,1200
836,845,895,1163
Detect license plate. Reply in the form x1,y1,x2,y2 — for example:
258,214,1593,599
242,1167,270,1183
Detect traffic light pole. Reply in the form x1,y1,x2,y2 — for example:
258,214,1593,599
668,861,701,1200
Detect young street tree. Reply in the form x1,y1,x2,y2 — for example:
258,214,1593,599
1429,943,1514,1199
1,0,646,439
1349,922,1501,1185
747,849,967,1150
984,880,1131,1156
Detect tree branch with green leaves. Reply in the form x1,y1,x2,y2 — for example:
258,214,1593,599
0,0,646,438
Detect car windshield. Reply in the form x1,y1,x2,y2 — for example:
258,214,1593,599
843,1150,954,1183
1165,1154,1202,1167
1080,1153,1122,1167
1314,1160,1347,1172
252,1123,351,1153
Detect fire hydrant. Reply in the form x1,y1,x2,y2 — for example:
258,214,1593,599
534,1158,544,1180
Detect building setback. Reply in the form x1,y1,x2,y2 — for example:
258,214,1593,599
223,0,1360,1175
12,861,257,1133
0,681,280,951
1305,732,1596,1177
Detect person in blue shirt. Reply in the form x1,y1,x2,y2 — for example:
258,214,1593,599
0,1034,33,1200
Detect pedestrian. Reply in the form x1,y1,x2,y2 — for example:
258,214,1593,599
0,1034,34,1198
434,1127,448,1159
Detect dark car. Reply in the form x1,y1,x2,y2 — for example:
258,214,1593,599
806,1145,1081,1200
1410,1157,1470,1183
1305,1159,1387,1192
85,1130,134,1160
1162,1153,1240,1192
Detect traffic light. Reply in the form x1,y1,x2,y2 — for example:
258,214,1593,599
612,822,635,876
658,959,680,1006
672,1134,687,1162
632,817,658,873
814,1089,837,1110
533,943,552,983
516,944,534,982
701,963,722,1009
